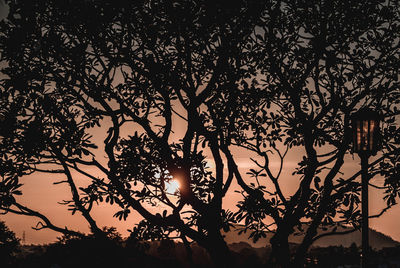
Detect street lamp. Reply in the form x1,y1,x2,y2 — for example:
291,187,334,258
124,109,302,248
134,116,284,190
351,108,381,268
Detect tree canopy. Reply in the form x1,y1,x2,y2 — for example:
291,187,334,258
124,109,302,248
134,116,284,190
0,0,399,267
231,0,400,265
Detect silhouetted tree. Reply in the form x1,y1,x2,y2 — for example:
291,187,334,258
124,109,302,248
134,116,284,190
1,0,400,267
0,221,20,267
0,0,264,267
231,0,400,266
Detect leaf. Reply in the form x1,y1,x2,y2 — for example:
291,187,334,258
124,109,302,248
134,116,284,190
12,190,22,195
81,148,90,155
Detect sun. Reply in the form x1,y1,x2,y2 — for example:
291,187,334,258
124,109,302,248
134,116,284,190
165,179,180,195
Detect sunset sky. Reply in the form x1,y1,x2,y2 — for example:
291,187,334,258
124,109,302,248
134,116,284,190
2,118,400,245
1,0,400,247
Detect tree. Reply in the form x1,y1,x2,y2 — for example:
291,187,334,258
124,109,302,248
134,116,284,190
230,0,400,266
0,0,265,267
1,0,399,267
0,221,20,266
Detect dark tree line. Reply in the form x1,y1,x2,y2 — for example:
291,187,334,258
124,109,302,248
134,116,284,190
0,0,399,267
0,221,20,267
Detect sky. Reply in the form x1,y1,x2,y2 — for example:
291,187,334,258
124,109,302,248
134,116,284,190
2,121,400,245
0,0,400,246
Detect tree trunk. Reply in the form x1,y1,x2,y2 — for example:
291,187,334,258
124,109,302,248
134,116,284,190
203,233,235,268
181,234,194,266
269,231,291,268
293,226,317,267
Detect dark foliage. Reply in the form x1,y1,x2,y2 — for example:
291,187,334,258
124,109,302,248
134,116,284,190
0,0,265,267
0,220,20,267
16,235,180,268
230,0,400,265
0,0,399,267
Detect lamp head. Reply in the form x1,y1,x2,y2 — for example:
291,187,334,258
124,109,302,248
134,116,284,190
351,108,381,156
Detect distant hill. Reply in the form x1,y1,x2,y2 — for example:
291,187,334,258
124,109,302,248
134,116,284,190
223,225,400,250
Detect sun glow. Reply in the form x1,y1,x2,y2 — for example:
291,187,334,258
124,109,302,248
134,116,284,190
165,179,180,195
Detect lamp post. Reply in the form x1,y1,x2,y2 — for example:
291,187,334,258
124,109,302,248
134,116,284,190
351,108,381,268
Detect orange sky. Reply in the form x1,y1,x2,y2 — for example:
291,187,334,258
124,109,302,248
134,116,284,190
2,142,400,245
